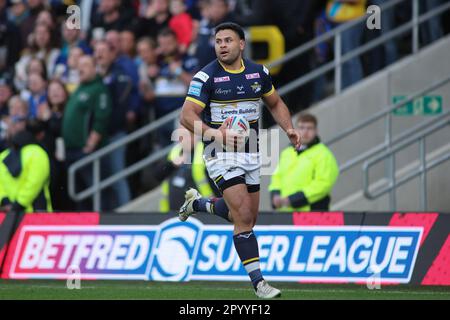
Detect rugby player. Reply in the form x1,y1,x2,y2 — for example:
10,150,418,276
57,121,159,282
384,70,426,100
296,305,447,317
179,22,301,299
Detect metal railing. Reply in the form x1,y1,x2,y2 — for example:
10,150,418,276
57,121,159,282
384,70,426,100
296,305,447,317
363,115,450,211
68,0,450,211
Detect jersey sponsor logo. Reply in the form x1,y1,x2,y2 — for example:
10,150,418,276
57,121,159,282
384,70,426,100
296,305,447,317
237,85,245,95
245,73,260,80
214,76,230,83
188,81,203,97
193,71,209,83
215,88,232,95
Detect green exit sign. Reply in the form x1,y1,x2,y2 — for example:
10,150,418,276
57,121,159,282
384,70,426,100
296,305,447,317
392,95,443,115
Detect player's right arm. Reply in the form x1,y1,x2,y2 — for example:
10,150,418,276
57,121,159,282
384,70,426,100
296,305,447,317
180,71,231,143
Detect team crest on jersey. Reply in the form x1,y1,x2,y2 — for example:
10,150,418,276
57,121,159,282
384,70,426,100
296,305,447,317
245,73,260,80
214,76,230,83
251,82,262,93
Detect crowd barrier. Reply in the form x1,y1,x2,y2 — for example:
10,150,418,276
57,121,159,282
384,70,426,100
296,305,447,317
0,211,448,285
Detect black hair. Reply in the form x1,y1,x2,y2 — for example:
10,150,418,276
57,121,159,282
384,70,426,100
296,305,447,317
158,27,177,39
215,22,245,40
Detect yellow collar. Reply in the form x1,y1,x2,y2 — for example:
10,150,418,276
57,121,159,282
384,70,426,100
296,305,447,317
219,59,245,74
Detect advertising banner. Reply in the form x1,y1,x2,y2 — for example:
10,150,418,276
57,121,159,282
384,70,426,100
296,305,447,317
0,212,448,285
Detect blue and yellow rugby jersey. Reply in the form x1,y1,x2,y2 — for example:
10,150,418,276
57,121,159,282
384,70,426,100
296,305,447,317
185,58,275,154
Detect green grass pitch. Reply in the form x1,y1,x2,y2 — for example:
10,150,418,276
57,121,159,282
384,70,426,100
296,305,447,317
0,280,449,300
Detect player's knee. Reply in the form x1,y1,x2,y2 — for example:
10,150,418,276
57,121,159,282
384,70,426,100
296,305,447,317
235,201,255,228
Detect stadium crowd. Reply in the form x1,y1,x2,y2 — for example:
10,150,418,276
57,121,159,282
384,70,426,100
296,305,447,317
0,0,448,212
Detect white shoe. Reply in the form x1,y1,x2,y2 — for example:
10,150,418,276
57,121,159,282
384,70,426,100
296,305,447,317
179,188,202,221
255,280,281,299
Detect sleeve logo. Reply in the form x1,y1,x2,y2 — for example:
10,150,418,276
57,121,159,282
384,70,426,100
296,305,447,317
188,81,203,97
193,71,209,83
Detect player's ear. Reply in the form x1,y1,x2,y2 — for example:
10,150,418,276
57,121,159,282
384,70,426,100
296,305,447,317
240,39,245,51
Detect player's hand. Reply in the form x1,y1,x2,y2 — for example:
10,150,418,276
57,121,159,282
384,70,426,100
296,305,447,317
272,195,283,209
218,119,246,150
287,128,301,149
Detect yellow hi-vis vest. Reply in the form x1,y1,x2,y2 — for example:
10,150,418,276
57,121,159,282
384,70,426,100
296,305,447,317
268,143,339,212
0,144,53,213
159,142,214,212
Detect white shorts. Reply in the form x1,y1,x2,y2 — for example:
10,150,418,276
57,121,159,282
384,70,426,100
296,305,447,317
203,152,261,192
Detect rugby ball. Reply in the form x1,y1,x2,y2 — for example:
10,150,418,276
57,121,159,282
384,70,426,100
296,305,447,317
224,115,250,151
226,115,250,138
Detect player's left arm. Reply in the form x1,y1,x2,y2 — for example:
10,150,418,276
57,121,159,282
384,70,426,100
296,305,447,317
263,89,301,148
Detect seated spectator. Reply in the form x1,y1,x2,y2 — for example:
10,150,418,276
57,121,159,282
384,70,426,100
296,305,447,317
62,55,112,210
154,28,197,147
269,113,339,211
169,0,194,53
0,118,53,214
94,40,132,209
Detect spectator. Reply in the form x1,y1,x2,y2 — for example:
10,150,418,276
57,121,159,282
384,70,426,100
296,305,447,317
0,72,13,119
195,0,235,69
366,0,398,75
134,0,172,39
55,46,83,93
268,113,339,211
119,29,137,59
36,79,67,159
0,118,53,214
54,23,92,71
62,55,112,210
26,72,47,119
105,29,140,123
15,56,47,93
154,27,197,147
91,0,130,37
0,0,22,74
17,0,45,49
325,0,366,89
0,73,14,151
15,23,60,88
7,0,28,24
36,79,70,210
420,0,444,45
94,40,132,209
137,36,158,105
169,0,194,53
